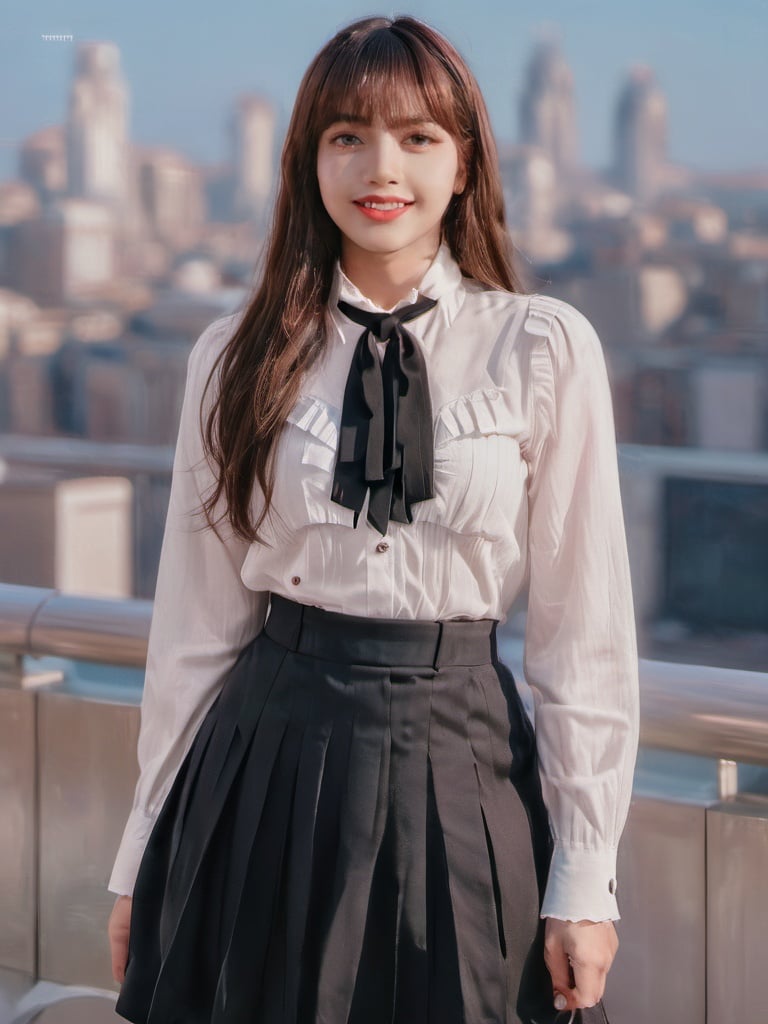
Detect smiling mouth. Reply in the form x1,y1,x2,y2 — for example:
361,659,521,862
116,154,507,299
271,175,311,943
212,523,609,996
354,200,414,210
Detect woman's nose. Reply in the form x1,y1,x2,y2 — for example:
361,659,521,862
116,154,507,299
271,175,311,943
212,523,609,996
364,136,402,183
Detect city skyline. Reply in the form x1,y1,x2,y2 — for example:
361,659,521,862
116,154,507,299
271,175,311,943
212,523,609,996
1,0,766,183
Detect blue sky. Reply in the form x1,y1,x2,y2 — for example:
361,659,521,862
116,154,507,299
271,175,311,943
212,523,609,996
1,0,766,182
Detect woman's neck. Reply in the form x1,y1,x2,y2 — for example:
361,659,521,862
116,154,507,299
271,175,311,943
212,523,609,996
339,240,438,309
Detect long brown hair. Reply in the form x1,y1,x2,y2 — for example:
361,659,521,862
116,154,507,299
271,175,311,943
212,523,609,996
200,14,528,544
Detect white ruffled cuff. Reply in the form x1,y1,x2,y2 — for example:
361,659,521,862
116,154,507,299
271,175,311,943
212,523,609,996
540,841,621,922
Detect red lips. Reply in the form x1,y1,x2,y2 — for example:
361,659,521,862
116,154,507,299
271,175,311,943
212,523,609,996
354,194,414,204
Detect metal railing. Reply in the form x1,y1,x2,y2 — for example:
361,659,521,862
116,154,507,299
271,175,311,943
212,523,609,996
2,581,767,779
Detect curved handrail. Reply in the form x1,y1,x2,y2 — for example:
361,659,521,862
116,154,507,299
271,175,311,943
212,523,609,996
1,581,767,767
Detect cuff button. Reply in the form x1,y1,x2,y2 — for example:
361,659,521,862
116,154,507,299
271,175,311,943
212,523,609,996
608,877,618,895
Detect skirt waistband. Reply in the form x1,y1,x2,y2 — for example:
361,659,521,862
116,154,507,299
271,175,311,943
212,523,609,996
263,592,499,668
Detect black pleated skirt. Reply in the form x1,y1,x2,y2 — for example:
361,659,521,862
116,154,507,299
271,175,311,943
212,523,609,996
115,593,611,1024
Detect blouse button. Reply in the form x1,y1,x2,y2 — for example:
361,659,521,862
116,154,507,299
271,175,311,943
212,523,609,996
291,575,301,585
608,877,618,895
375,541,389,553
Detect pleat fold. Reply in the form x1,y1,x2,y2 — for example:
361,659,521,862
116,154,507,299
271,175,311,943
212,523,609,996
424,754,464,1024
210,694,303,1023
314,671,393,1023
425,667,509,1024
389,671,431,1023
145,637,291,1024
281,689,336,1022
341,669,433,1024
295,671,357,1023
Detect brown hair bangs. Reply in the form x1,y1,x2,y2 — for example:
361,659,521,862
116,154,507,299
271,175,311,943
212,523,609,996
311,25,470,150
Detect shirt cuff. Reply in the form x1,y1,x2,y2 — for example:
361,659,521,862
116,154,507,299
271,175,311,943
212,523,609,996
107,807,158,897
539,841,621,922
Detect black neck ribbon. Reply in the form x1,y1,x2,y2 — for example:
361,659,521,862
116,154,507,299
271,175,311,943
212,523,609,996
331,295,438,535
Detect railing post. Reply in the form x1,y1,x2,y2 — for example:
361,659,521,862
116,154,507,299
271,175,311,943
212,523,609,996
0,652,65,690
717,758,739,800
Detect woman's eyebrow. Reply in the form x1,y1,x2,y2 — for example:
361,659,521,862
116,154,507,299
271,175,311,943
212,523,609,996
329,113,366,125
327,114,436,128
391,116,436,128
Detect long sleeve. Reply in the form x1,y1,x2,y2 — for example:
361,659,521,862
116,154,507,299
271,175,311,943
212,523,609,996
108,316,269,897
521,297,640,923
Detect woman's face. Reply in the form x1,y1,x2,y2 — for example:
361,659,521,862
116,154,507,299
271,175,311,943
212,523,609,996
316,112,466,261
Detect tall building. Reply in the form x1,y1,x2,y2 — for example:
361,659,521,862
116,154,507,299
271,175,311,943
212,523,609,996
505,147,557,234
66,42,130,208
19,127,67,201
136,147,206,249
614,65,668,204
518,38,579,175
13,199,116,306
230,94,276,225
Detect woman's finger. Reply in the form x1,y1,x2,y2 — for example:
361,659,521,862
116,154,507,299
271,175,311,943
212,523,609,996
570,959,606,1009
544,934,576,1010
108,923,128,984
107,897,132,985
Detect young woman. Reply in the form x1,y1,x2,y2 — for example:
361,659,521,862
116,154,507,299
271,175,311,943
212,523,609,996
107,15,639,1024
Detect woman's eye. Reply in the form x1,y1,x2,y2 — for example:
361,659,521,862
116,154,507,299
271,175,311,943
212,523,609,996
328,131,435,147
407,133,433,146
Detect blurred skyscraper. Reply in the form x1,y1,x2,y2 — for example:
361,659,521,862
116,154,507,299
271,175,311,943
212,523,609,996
19,127,67,202
65,42,131,209
518,36,579,176
136,147,207,250
231,94,276,226
613,64,668,203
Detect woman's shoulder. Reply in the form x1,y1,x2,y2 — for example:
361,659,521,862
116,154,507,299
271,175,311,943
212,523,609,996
519,295,612,428
188,310,244,370
462,280,604,368
460,275,529,317
178,312,246,414
462,278,594,331
523,292,600,342
195,310,243,349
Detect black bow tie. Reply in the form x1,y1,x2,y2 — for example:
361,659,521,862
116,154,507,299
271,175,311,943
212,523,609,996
331,295,438,535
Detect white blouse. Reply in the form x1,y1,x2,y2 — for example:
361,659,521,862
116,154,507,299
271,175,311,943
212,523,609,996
108,241,640,925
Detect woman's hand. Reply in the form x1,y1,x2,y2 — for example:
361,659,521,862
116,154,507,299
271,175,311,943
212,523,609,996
108,895,133,985
543,917,618,1012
